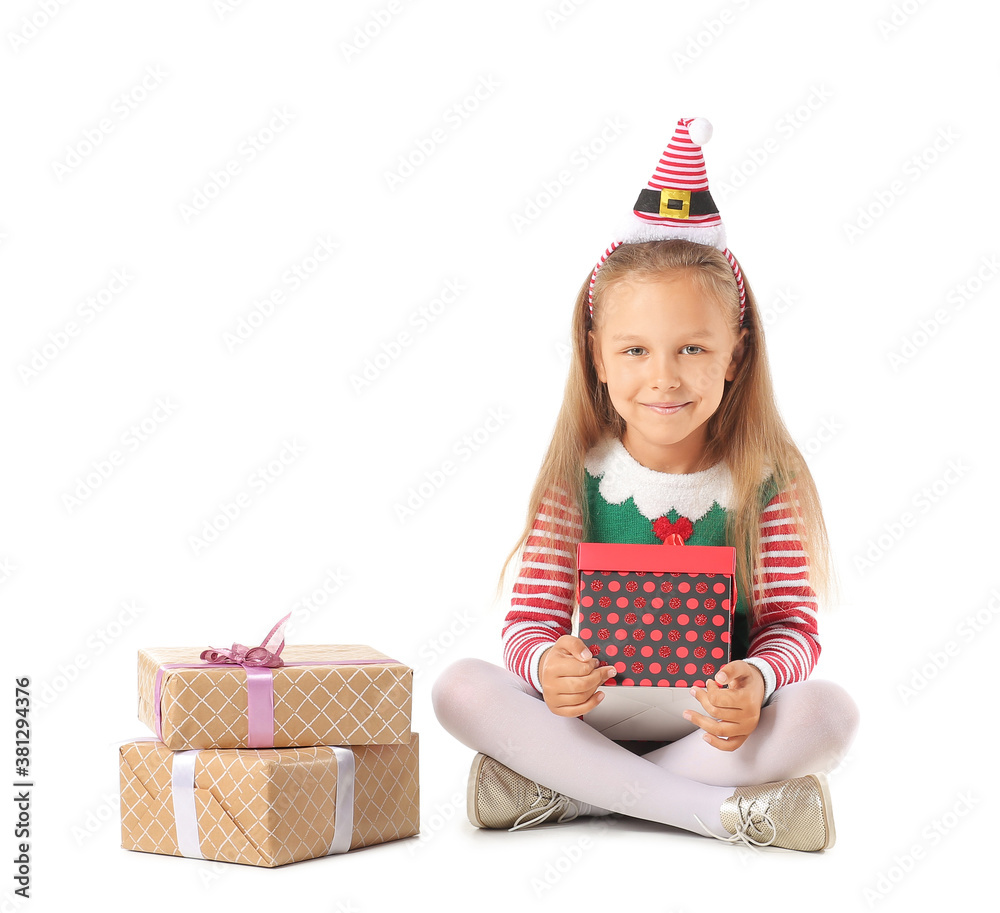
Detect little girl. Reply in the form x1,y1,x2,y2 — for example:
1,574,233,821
432,118,859,851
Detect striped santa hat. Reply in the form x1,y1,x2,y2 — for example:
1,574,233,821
588,117,746,325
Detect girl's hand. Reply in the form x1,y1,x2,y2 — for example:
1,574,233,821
683,660,765,751
538,635,617,717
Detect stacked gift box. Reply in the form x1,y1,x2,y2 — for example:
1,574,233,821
119,621,419,867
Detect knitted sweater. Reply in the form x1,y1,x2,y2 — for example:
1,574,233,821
502,438,821,703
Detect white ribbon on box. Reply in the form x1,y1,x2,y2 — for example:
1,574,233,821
169,746,356,859
171,750,204,859
326,748,355,855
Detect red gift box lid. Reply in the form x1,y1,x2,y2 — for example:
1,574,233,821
577,542,735,576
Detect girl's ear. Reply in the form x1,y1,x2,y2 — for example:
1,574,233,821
725,327,749,382
589,330,608,383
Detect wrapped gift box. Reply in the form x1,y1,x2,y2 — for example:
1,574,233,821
138,645,412,751
573,542,736,740
119,736,420,867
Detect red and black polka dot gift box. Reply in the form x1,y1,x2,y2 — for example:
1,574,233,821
575,543,737,689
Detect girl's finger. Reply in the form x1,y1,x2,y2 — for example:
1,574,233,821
701,732,747,752
553,689,606,717
690,686,744,716
587,665,617,687
683,708,732,736
689,688,718,715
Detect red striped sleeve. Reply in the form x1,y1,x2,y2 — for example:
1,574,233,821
502,490,583,691
746,491,821,693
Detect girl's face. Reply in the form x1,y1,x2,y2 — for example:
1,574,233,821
590,271,745,474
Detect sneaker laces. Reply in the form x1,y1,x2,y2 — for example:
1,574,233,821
694,795,777,848
509,783,580,832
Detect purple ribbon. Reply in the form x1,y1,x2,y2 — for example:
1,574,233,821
152,615,400,748
199,613,289,669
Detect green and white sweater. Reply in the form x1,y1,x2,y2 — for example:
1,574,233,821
503,438,820,703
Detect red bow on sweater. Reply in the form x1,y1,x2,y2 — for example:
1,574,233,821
652,515,693,547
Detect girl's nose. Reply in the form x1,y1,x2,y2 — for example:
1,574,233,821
649,356,680,389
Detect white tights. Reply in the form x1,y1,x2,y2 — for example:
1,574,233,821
431,658,859,837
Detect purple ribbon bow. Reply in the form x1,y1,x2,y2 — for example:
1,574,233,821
199,613,289,668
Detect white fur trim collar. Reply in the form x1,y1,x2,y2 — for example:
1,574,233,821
584,437,733,522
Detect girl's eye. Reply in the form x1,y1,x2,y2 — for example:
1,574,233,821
681,345,704,355
624,347,646,356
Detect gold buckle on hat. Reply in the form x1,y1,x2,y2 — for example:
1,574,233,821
659,189,691,219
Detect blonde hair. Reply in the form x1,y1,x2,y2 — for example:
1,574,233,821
502,240,832,619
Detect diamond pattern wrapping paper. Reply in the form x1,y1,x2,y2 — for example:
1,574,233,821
119,736,420,866
138,645,412,750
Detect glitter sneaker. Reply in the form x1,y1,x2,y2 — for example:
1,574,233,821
713,773,836,851
466,753,581,831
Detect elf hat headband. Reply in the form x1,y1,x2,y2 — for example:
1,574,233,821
587,117,746,326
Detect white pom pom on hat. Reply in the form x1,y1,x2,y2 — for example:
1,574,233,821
588,116,746,325
686,117,713,147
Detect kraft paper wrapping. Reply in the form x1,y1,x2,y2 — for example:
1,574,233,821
137,645,412,750
119,736,420,867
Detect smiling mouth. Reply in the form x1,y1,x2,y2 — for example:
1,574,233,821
643,402,689,415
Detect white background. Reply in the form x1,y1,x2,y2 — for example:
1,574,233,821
4,0,996,909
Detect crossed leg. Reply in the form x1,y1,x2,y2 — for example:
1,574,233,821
432,658,858,836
